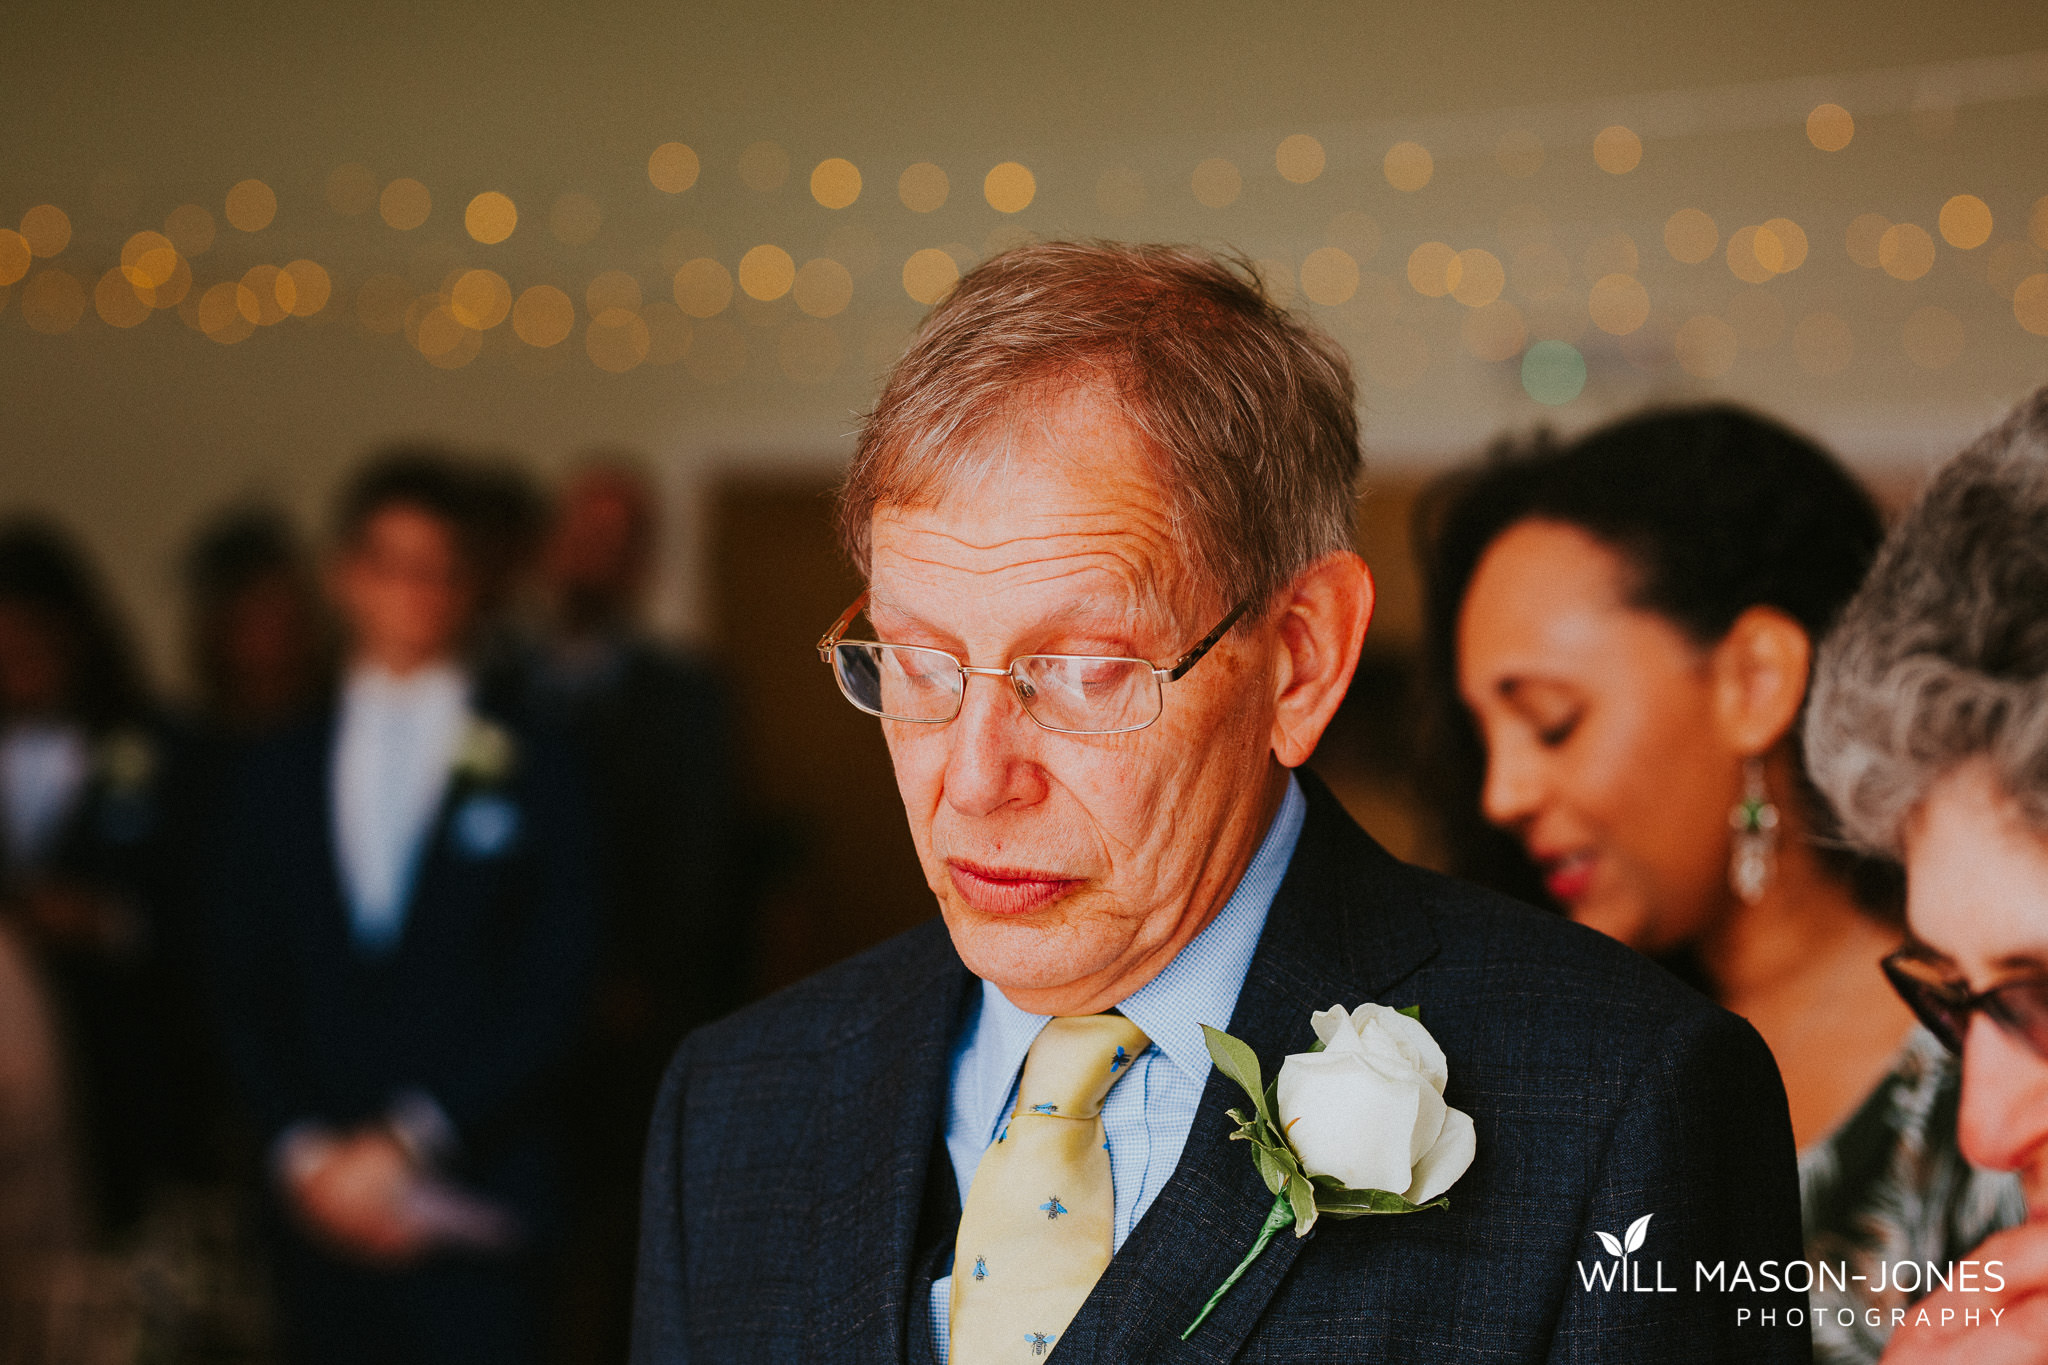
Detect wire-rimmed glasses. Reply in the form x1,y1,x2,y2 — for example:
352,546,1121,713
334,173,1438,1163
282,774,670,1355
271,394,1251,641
816,591,1250,735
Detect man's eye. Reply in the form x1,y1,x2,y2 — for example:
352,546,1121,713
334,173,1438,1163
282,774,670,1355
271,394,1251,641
1536,715,1580,747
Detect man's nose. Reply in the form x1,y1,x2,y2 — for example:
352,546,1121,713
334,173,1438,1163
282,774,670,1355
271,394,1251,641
1957,1014,2048,1177
942,668,1048,817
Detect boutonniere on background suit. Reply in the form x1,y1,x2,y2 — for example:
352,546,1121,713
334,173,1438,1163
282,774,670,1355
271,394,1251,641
1182,1003,1476,1340
450,717,522,859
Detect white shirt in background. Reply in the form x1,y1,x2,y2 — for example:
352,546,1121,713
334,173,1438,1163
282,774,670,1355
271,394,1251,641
331,662,468,951
0,721,92,872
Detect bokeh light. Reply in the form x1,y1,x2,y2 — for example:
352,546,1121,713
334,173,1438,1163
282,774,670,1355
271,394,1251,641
673,259,735,317
898,163,950,213
1726,227,1775,284
21,206,72,258
1758,218,1808,272
1939,195,1993,250
792,258,854,317
1588,274,1650,334
94,268,151,328
1276,135,1325,184
1806,104,1854,151
1664,209,1718,264
282,260,331,317
1521,340,1585,404
983,163,1036,213
811,158,862,209
225,180,277,232
587,311,651,373
1299,247,1358,306
1383,142,1433,192
165,205,216,257
380,179,432,230
739,245,797,301
1191,159,1241,208
1879,223,1936,281
197,282,254,344
0,230,30,285
327,164,380,216
512,285,576,346
1986,241,2045,300
1407,242,1458,298
586,270,642,317
450,269,512,329
1902,306,1965,368
902,248,959,304
1794,312,1855,374
648,143,701,194
465,192,518,244
1451,249,1504,307
1096,168,1145,219
416,306,480,368
1462,301,1527,362
2014,274,2048,336
1674,315,1738,377
136,255,192,310
239,265,291,325
2031,198,2048,251
738,142,791,192
1495,129,1543,178
1592,125,1642,174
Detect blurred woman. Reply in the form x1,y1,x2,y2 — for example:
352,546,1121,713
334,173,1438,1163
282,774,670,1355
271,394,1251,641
1417,406,2023,1363
0,517,169,1234
184,506,333,735
1804,386,2048,1361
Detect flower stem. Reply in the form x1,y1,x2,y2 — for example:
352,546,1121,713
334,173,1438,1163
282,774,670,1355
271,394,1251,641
1180,1191,1297,1340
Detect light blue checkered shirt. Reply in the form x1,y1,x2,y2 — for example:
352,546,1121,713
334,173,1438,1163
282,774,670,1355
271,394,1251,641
927,775,1306,1361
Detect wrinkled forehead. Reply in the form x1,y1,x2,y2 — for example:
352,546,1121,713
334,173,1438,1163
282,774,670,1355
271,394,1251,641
866,390,1202,629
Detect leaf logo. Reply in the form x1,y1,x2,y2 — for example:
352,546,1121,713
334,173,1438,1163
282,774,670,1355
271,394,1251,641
1595,1213,1653,1260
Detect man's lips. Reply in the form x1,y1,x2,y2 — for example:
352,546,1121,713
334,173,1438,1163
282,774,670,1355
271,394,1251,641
946,860,1083,916
1537,850,1596,904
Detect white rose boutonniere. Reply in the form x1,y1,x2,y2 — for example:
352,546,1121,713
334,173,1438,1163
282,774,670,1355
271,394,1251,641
1182,1003,1476,1340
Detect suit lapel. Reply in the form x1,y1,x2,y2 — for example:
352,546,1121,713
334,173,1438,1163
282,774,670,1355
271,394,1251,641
1055,774,1442,1363
806,925,973,1362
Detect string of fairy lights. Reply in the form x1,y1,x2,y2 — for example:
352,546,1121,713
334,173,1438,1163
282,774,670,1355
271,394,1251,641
2,101,2045,406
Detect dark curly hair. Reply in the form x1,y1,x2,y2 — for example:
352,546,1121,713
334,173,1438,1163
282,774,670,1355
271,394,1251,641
1414,403,1901,918
0,515,153,730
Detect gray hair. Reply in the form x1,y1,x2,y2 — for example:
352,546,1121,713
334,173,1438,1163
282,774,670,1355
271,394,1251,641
837,241,1362,613
1806,385,2048,854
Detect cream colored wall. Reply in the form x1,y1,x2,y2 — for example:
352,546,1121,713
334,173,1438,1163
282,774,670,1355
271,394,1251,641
2,1,2045,687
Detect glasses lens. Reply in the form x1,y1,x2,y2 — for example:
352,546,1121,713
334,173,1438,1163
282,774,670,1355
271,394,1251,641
832,643,961,722
1985,980,2048,1062
1012,655,1160,734
1882,956,1969,1053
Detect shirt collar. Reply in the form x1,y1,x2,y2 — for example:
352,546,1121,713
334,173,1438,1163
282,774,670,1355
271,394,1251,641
342,660,468,709
966,772,1308,1114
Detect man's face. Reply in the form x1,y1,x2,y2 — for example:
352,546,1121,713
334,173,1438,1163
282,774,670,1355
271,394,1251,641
866,386,1288,1015
546,474,651,615
333,505,472,673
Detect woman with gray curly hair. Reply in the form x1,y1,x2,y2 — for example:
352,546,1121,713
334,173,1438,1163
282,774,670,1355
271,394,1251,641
1806,383,2048,1362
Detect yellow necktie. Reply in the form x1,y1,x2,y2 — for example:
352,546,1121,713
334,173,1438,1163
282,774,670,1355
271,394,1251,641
949,1012,1151,1362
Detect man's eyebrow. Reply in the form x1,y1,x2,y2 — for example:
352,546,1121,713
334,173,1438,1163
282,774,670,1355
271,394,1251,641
1990,952,2048,975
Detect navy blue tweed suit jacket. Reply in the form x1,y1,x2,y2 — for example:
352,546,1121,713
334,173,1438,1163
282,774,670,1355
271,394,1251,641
633,774,1810,1362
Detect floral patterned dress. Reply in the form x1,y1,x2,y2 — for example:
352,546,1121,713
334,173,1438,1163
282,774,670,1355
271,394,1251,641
1799,1025,2027,1365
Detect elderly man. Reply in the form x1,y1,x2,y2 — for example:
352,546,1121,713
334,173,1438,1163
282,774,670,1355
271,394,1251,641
633,244,1808,1363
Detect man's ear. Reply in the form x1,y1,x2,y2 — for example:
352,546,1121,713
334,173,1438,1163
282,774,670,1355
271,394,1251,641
1269,551,1375,769
1709,605,1812,758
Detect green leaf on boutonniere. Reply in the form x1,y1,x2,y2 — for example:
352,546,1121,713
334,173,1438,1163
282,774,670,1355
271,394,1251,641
1398,1004,1423,1021
1202,1024,1274,1128
1307,1173,1449,1217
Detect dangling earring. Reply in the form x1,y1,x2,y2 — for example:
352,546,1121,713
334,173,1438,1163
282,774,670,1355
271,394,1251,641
1729,757,1780,905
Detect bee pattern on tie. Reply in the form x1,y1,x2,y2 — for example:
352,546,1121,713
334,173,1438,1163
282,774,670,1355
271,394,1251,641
948,1012,1150,1361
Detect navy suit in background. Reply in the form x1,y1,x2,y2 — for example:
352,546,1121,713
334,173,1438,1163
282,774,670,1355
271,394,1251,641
212,693,597,1365
634,774,1811,1364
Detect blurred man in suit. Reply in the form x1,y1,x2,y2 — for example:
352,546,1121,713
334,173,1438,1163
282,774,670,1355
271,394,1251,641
524,458,749,1360
633,244,1811,1363
213,453,595,1365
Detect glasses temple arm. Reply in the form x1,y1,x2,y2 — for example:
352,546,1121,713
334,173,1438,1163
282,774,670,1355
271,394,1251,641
1162,598,1252,681
817,590,870,661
